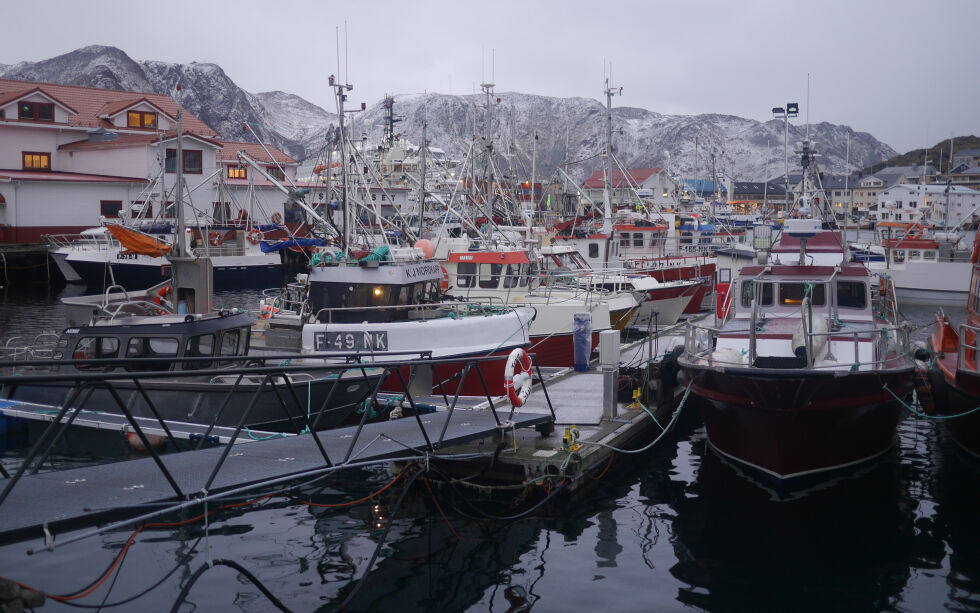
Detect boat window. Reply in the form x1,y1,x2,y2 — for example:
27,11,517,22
220,329,241,356
837,281,867,309
72,337,120,371
456,262,476,288
909,250,921,259
892,250,905,264
740,281,773,307
778,283,826,306
503,264,520,288
518,264,529,287
589,243,599,258
125,337,178,371
922,250,937,260
183,333,215,370
479,263,502,289
619,233,630,247
633,232,644,247
426,281,440,302
396,285,410,305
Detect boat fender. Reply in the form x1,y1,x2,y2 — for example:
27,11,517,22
912,341,932,363
710,347,746,365
184,315,195,323
503,348,533,407
791,316,829,362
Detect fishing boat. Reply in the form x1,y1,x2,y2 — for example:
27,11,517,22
926,231,980,457
257,244,535,398
1,291,373,433
851,222,974,307
538,243,700,329
678,216,916,488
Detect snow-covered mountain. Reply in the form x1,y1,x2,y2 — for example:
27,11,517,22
0,46,896,182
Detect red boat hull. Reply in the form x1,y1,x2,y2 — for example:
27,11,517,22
527,331,599,368
685,366,914,483
642,262,715,314
378,346,524,398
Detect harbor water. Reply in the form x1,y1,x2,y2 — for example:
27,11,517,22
0,284,976,612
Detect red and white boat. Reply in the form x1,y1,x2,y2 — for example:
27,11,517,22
926,230,980,457
437,246,637,367
678,219,916,489
260,245,535,397
538,243,700,328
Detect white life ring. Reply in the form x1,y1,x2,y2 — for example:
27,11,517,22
503,348,533,407
247,228,262,245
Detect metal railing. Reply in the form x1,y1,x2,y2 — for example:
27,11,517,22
684,317,911,371
958,323,980,374
311,299,517,324
0,350,556,512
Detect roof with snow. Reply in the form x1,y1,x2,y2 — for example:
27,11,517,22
0,77,218,137
58,131,222,152
582,168,662,189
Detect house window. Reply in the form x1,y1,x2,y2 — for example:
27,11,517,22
127,111,157,129
22,152,50,171
165,149,203,174
100,200,122,218
18,102,54,121
227,166,246,179
266,166,285,181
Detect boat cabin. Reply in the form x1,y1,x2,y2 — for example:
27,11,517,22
308,258,444,323
53,312,253,372
444,250,538,296
733,264,874,322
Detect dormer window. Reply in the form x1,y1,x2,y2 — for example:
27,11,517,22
228,166,246,179
19,102,54,121
127,111,157,129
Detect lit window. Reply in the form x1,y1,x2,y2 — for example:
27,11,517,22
22,152,50,171
228,166,246,179
127,111,157,129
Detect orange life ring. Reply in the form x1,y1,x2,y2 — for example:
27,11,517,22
209,231,223,247
153,284,173,305
503,348,533,407
440,264,449,291
271,212,283,225
247,228,262,245
904,222,923,239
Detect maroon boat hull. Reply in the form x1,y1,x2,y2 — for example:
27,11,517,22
644,262,715,314
685,366,914,481
378,346,525,397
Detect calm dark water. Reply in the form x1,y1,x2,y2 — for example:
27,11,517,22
0,284,977,612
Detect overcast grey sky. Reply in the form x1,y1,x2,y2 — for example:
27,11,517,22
2,0,977,153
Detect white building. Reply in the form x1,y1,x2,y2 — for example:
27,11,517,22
874,183,980,228
0,78,298,243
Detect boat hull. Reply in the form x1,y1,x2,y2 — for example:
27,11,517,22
2,370,375,433
643,262,715,313
68,255,282,290
684,365,913,484
928,366,980,459
379,346,529,398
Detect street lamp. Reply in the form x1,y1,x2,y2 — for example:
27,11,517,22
772,102,798,211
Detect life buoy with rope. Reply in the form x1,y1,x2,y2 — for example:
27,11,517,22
503,348,533,407
247,228,262,245
440,264,449,292
209,231,223,247
153,284,173,305
271,212,283,225
904,222,924,240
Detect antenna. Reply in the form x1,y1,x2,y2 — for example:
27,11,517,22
344,21,349,85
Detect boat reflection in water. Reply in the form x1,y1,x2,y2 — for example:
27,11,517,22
662,419,934,612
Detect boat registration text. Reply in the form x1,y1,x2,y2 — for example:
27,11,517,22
314,331,389,351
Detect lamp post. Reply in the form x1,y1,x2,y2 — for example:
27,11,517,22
772,102,798,212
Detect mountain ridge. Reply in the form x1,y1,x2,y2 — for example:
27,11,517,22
0,45,898,182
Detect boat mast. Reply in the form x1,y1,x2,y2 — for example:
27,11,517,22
419,121,427,238
174,98,186,258
330,73,352,253
602,77,621,235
